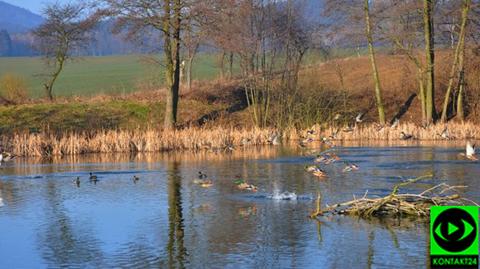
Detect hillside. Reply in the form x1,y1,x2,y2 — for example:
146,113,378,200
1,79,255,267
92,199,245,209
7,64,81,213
0,1,43,33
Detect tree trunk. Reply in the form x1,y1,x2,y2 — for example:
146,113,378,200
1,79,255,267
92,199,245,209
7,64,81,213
163,0,181,129
440,0,471,123
364,0,386,125
457,31,467,122
186,56,194,90
44,57,65,101
423,0,436,124
228,52,234,79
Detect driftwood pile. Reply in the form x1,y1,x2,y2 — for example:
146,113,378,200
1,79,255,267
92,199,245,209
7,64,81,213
310,175,479,219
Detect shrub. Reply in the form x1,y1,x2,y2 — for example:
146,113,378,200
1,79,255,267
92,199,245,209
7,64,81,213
0,73,28,104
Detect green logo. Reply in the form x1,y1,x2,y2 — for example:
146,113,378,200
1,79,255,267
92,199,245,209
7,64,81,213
431,206,479,268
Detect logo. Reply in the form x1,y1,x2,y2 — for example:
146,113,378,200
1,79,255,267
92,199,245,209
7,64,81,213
431,206,479,268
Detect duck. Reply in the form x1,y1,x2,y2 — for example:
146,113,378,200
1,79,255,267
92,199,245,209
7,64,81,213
234,179,258,192
241,137,252,146
400,131,414,140
132,175,140,184
299,137,314,147
343,163,360,172
322,137,335,147
268,133,281,145
312,167,328,178
89,173,99,184
305,165,318,172
193,178,213,188
459,141,478,161
0,152,16,165
355,112,365,123
198,171,208,179
314,155,327,163
329,128,340,140
438,127,454,140
73,177,81,187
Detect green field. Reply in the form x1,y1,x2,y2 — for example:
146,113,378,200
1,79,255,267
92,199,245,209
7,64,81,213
0,54,222,98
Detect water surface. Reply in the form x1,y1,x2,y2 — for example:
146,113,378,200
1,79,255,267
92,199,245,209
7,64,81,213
0,144,479,269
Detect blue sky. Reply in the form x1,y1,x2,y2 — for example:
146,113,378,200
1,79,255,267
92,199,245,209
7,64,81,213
4,0,67,14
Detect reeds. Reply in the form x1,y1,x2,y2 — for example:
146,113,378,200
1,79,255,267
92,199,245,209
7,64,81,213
7,127,285,157
4,122,480,157
302,122,480,142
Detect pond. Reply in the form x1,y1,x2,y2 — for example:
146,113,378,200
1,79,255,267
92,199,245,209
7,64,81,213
0,144,479,269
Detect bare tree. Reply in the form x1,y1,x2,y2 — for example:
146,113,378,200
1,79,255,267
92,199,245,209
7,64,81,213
440,0,472,123
33,2,99,101
364,0,386,125
105,0,184,129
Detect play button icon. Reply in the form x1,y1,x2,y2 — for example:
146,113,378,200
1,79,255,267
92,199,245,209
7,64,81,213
448,222,459,236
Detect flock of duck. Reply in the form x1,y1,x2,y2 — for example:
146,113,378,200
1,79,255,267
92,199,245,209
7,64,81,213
72,173,140,187
193,171,259,192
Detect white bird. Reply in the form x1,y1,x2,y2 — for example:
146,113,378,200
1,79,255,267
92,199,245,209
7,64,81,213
466,142,477,161
438,127,454,140
0,152,15,166
268,133,281,145
355,112,365,123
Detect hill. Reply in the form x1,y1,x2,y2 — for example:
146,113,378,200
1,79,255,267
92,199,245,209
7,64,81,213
0,1,43,33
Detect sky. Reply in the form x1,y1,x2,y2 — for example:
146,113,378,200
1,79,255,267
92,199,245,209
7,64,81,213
3,0,67,14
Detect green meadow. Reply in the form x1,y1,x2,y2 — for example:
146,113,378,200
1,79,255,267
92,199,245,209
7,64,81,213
0,54,222,98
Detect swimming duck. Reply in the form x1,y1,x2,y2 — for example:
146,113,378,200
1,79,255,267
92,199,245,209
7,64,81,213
299,137,314,148
234,180,258,192
89,173,99,184
312,168,328,178
198,171,208,179
73,177,81,187
322,137,335,147
343,163,360,172
132,175,140,184
0,152,16,165
314,155,327,163
400,131,414,140
460,142,478,161
305,165,318,172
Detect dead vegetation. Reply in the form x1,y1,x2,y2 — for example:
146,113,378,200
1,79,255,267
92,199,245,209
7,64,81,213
309,175,479,219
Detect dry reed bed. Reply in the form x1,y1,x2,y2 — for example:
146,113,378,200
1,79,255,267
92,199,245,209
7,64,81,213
8,127,282,157
312,122,480,141
4,122,480,157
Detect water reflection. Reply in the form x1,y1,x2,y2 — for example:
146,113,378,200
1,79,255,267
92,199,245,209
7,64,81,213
0,145,478,268
166,161,186,269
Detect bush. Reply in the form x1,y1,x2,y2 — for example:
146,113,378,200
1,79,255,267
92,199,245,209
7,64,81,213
0,73,28,104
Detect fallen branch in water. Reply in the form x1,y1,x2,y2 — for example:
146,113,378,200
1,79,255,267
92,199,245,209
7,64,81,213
309,175,479,219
